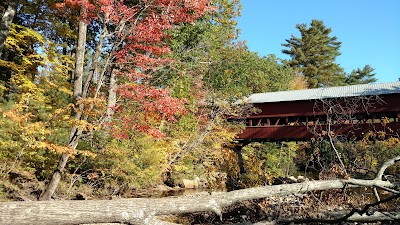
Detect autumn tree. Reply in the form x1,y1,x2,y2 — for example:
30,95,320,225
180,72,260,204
282,19,346,88
36,0,212,200
143,0,243,186
149,0,301,189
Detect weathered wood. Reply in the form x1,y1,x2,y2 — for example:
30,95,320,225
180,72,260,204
375,155,400,180
0,178,394,225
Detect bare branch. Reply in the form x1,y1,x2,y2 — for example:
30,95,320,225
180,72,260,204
374,185,400,194
375,155,400,180
279,193,400,224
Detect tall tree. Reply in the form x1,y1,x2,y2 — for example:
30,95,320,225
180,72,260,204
282,19,345,88
345,65,377,85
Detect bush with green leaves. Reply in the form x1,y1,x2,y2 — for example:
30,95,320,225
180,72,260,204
241,142,298,186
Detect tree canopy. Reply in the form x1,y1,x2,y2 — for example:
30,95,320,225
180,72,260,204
345,65,377,85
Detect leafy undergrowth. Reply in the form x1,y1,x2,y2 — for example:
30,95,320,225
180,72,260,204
164,188,400,225
0,169,187,201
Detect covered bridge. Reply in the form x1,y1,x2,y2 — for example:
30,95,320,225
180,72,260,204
237,81,400,141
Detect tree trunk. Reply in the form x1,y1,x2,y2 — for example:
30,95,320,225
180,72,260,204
84,19,107,93
0,0,18,57
39,154,70,201
39,131,81,200
107,69,117,119
40,19,87,201
73,19,87,98
2,178,394,225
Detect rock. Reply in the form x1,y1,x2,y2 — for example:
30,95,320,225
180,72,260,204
287,176,298,182
297,175,306,182
182,176,200,189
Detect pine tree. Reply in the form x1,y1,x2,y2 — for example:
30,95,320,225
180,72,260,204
282,20,345,88
345,65,377,85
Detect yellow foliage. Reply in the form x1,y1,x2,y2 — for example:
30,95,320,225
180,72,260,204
382,137,400,148
58,86,73,96
11,75,44,95
3,24,46,78
75,97,107,118
40,141,96,158
289,75,308,90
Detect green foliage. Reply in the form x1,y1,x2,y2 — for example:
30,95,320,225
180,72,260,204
296,135,400,180
162,0,243,99
346,136,400,177
241,142,298,186
345,65,377,85
205,47,295,99
164,0,295,102
87,135,170,190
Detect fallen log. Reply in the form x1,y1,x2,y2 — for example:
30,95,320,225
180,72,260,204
0,178,394,225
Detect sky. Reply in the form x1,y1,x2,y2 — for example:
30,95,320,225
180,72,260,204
236,0,400,83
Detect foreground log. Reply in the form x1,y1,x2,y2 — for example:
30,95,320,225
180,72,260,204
0,178,395,225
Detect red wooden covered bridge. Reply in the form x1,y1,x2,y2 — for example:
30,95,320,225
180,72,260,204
237,81,400,141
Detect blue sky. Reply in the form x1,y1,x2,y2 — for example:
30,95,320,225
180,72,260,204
236,0,400,82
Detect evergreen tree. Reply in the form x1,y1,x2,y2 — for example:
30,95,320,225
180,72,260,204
282,20,346,88
345,65,377,85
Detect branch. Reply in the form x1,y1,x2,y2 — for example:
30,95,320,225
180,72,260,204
326,114,346,175
374,185,400,194
375,155,400,180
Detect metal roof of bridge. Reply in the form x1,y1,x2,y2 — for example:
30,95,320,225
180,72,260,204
245,81,400,103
